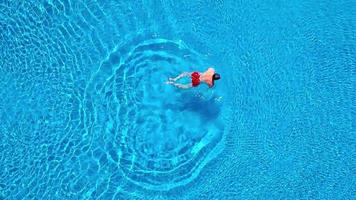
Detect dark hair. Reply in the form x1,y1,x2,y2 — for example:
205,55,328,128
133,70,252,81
213,73,221,80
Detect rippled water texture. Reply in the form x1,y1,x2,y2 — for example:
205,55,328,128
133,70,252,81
83,37,226,190
0,0,354,199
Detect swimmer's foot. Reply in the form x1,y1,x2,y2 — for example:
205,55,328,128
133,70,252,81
165,81,174,84
166,77,176,84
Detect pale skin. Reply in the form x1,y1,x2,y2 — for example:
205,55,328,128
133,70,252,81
166,68,216,89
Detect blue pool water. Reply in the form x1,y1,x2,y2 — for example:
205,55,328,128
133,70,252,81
0,0,354,199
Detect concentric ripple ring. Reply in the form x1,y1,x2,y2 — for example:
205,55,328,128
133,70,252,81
83,36,225,191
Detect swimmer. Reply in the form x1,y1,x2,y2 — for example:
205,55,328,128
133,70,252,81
166,67,220,89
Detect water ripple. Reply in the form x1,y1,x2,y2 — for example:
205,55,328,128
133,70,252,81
83,34,225,190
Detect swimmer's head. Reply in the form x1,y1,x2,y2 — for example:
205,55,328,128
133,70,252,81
213,73,221,81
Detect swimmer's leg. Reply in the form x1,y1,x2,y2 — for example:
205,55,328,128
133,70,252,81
165,80,174,84
171,83,192,89
169,72,191,82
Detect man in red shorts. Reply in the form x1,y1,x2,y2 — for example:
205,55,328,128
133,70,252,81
166,67,221,89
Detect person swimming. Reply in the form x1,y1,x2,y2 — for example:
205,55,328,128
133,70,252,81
166,67,221,89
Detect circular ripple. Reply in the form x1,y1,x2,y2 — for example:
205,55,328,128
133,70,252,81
84,36,225,190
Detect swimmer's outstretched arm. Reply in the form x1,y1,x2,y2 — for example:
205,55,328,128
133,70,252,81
169,72,191,81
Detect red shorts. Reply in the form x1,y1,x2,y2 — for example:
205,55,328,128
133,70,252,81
191,72,200,87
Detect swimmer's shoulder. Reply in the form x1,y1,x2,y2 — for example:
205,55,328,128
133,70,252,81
208,67,215,72
203,67,214,75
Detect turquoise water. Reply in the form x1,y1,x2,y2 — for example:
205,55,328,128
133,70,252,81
0,0,354,199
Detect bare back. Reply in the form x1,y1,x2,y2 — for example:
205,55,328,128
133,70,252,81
200,68,215,87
